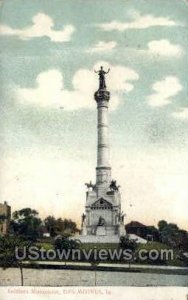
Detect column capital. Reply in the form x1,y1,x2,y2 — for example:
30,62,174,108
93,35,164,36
94,89,110,103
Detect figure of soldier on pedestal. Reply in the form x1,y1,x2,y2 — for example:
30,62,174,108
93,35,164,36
95,66,110,90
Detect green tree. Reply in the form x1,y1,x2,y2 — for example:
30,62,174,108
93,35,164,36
44,216,57,237
54,236,79,251
12,208,41,241
158,220,168,232
178,230,188,252
119,236,136,267
0,236,31,286
146,226,159,241
44,216,79,237
119,236,137,251
158,220,185,248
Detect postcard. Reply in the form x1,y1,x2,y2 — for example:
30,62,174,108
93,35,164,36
0,0,188,299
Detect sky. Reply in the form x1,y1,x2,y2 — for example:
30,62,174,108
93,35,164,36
0,0,188,230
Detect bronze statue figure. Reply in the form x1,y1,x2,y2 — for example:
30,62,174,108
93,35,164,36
121,212,125,223
94,66,110,90
85,181,96,190
98,216,105,226
82,213,86,226
109,179,120,191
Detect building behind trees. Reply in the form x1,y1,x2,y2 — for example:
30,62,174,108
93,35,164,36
0,202,11,235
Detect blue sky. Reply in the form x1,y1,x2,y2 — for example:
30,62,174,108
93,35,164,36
0,0,188,229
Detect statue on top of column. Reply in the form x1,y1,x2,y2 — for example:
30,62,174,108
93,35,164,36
94,66,110,90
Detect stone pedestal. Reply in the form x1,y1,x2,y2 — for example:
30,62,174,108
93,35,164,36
81,225,87,236
96,226,106,236
119,223,126,237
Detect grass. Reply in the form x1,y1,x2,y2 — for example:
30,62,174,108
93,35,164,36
29,241,188,267
78,242,187,267
36,242,54,250
136,241,185,267
79,243,118,250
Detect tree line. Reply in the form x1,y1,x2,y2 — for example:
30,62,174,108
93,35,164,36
1,206,188,252
10,207,79,241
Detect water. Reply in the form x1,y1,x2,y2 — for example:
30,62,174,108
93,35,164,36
0,268,187,286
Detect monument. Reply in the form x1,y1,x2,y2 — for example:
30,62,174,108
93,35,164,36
79,67,126,243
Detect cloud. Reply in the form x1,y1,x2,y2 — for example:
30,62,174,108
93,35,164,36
16,62,139,110
86,41,117,53
0,13,75,42
147,40,184,57
98,11,179,31
93,61,139,92
172,108,188,120
148,76,182,107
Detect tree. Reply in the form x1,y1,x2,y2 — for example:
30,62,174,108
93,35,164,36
178,230,188,252
44,216,79,237
119,236,137,252
158,220,168,232
0,235,32,286
12,208,41,241
54,236,80,264
119,236,137,267
146,226,159,241
158,220,186,248
43,216,57,237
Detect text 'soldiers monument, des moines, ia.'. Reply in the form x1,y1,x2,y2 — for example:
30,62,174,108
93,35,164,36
79,67,126,243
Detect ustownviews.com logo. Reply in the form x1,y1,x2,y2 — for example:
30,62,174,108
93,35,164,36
15,245,174,262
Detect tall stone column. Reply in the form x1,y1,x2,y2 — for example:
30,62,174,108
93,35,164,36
94,88,111,188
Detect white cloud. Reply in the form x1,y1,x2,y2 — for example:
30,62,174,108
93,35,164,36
147,76,182,107
16,62,139,111
148,39,183,57
93,61,139,92
172,107,188,120
0,13,75,42
86,41,117,53
98,11,179,31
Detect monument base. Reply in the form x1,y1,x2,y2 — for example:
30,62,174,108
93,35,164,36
81,225,87,236
96,226,106,236
119,223,126,236
71,233,147,244
73,234,121,244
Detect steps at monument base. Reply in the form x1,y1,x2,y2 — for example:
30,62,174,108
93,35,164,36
72,235,120,244
71,234,147,244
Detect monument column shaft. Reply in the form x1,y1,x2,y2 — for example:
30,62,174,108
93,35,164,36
96,100,111,186
94,67,111,187
97,104,110,167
